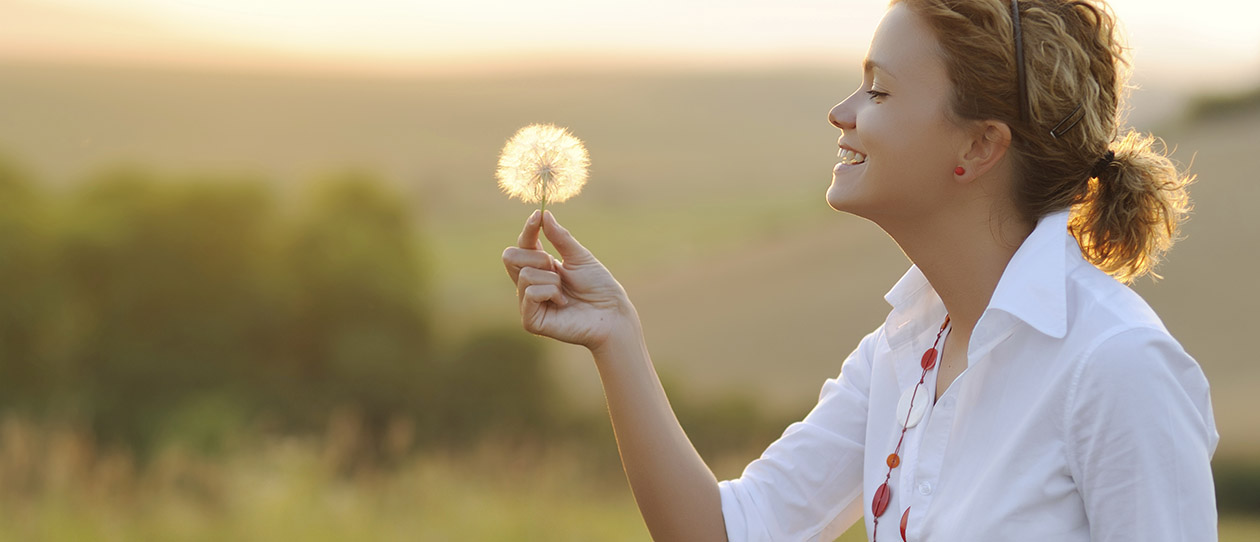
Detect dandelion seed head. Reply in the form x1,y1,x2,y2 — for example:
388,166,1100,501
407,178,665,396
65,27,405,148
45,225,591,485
496,124,589,205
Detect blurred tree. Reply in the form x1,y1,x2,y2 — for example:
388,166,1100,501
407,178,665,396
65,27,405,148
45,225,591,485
439,327,556,444
0,156,64,411
276,171,432,435
0,155,588,458
59,167,284,449
658,369,794,461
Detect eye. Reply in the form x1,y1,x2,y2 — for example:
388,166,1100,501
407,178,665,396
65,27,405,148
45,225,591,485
866,90,889,101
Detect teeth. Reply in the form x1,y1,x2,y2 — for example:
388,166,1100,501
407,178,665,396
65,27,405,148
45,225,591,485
837,148,867,165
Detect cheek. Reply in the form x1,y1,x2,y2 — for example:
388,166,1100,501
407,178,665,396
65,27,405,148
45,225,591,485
874,106,954,176
863,113,923,176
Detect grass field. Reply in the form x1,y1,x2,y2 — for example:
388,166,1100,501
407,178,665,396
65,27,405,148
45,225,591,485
1,416,1254,541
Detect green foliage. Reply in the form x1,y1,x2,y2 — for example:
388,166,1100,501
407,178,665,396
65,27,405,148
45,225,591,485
437,328,558,444
271,171,432,433
57,168,287,448
0,157,447,454
677,391,788,460
0,156,63,410
659,370,798,463
1215,457,1260,516
0,153,608,461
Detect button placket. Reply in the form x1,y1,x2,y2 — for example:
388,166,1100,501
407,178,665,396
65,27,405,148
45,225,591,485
899,357,941,505
872,317,950,542
907,390,955,536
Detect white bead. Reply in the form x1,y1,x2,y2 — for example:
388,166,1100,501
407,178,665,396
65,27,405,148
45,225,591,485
896,383,929,428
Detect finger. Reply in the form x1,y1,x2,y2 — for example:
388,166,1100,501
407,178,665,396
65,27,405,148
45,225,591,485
517,266,561,293
517,210,543,249
502,246,554,282
522,283,568,307
541,211,595,265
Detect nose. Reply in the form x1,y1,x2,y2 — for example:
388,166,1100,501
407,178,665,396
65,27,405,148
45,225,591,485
828,92,858,131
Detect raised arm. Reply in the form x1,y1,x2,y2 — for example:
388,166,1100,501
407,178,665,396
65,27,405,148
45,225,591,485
502,210,727,542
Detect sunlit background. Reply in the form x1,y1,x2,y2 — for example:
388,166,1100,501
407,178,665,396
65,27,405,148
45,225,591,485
0,0,1257,539
4,0,1259,85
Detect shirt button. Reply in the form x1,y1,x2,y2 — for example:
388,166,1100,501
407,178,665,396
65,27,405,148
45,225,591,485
918,482,933,496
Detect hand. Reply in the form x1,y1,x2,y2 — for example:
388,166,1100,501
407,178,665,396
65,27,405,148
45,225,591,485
502,211,637,351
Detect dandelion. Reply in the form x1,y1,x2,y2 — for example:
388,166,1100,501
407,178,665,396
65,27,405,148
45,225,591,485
496,124,589,213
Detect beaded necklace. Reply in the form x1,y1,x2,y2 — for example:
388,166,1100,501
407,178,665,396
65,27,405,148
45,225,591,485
871,316,950,541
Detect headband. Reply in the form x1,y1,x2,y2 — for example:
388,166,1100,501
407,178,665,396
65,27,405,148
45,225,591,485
1010,0,1029,124
1011,0,1087,139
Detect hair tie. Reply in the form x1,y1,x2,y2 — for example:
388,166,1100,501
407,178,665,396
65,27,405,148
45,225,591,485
1090,149,1116,178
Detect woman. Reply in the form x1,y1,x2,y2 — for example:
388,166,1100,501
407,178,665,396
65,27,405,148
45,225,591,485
501,0,1218,540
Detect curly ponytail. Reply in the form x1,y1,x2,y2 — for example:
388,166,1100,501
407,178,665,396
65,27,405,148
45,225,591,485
897,0,1193,282
1071,132,1192,281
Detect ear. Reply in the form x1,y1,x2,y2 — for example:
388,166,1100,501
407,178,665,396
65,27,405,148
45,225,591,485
954,120,1011,183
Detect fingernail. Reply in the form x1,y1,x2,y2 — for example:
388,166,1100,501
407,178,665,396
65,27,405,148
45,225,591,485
529,210,541,223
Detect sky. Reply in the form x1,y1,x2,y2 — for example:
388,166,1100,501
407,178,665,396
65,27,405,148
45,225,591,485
3,0,1258,90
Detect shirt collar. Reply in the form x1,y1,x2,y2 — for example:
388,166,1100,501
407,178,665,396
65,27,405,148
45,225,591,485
986,210,1070,339
882,210,1071,345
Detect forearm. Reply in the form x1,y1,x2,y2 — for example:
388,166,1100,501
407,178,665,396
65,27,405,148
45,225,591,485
505,211,726,539
591,319,728,542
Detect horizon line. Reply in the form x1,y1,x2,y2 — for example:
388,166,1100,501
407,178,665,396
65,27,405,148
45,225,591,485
0,51,1255,96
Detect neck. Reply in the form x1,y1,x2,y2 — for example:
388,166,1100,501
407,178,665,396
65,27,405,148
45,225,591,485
880,208,1033,337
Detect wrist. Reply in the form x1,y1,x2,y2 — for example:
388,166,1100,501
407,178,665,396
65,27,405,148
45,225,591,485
589,302,645,361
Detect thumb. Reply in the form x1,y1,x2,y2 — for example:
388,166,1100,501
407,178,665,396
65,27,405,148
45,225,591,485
541,211,595,265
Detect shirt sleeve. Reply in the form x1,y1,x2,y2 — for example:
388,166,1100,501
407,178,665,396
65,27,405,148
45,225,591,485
1065,326,1219,542
718,329,880,542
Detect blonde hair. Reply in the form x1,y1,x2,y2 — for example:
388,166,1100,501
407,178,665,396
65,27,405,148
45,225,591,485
894,0,1192,282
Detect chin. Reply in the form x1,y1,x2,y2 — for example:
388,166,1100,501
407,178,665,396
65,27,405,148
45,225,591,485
825,180,857,213
826,182,885,223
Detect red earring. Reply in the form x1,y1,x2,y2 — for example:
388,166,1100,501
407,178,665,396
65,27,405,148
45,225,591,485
954,166,966,176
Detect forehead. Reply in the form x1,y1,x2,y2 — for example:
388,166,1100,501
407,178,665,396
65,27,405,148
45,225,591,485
865,3,948,87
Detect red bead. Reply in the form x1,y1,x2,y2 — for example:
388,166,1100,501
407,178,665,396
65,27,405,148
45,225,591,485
887,453,901,468
954,166,966,176
921,348,937,370
872,483,891,516
901,507,910,541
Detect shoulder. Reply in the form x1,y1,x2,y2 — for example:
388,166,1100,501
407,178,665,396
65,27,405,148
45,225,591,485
1058,265,1217,450
1068,325,1198,403
1061,258,1189,387
838,323,890,371
825,323,890,396
1059,256,1214,427
1063,258,1167,340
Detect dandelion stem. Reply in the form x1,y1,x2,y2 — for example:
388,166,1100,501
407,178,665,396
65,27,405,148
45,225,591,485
539,170,552,214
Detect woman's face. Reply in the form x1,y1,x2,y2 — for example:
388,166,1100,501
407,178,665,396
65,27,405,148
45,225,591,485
825,3,969,223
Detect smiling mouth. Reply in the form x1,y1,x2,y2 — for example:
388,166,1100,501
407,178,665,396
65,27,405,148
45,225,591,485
837,148,867,165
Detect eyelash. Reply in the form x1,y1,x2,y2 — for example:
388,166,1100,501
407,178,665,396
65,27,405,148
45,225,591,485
866,90,888,100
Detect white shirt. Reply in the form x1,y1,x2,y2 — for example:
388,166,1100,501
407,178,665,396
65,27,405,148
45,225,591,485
718,211,1219,542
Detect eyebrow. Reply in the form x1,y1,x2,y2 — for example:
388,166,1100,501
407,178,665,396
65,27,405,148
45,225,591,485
863,58,895,79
